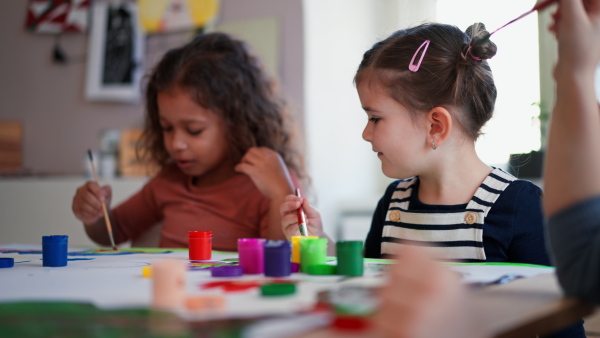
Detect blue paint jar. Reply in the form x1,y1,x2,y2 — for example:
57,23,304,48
264,240,292,277
42,235,68,267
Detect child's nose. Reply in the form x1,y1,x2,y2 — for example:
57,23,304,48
362,124,372,142
171,132,188,150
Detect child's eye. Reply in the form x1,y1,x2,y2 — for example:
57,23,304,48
188,129,204,136
160,126,173,133
369,117,380,123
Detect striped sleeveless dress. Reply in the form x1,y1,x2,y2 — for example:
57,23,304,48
381,168,516,262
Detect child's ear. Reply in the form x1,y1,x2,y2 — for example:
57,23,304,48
426,107,452,149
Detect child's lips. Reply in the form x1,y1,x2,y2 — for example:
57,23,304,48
176,159,194,168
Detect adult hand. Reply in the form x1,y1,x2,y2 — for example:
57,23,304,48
551,0,600,75
375,245,485,338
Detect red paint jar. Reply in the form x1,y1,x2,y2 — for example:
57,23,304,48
188,231,212,260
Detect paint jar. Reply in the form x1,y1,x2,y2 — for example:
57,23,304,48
291,235,317,263
237,238,265,274
264,240,292,277
300,238,328,273
336,241,364,276
211,265,243,278
42,235,68,267
152,259,186,310
188,231,212,261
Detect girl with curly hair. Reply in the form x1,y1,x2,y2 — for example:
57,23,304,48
73,33,306,251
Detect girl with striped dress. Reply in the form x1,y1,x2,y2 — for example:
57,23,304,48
280,20,585,338
354,22,548,265
282,22,550,266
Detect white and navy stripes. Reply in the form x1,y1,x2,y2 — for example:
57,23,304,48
381,168,516,262
467,168,516,217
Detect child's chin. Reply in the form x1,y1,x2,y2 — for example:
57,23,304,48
177,165,199,176
382,167,409,180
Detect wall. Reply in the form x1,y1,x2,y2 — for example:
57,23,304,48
0,0,303,246
0,177,146,247
303,0,437,239
0,1,143,175
0,0,303,176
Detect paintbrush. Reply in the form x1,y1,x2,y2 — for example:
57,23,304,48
492,0,559,36
295,188,309,236
87,149,117,251
473,0,559,46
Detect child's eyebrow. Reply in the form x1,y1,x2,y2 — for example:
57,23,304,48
182,119,207,124
158,116,207,124
362,106,379,113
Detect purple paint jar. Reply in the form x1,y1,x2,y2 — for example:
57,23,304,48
237,238,265,274
211,265,244,277
264,240,291,277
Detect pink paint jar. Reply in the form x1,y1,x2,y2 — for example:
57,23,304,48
237,238,266,274
188,231,212,261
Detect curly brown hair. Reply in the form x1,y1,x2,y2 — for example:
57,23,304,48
355,23,497,140
138,32,306,180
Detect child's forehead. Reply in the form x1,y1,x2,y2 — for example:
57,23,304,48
157,90,220,122
357,69,402,97
357,77,396,105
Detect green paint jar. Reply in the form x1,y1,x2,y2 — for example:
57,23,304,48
336,241,364,276
299,238,327,272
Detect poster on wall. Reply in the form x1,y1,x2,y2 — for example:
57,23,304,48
85,1,145,103
137,0,219,33
24,0,90,33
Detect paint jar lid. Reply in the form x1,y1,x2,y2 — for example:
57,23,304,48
0,258,14,268
142,266,152,278
237,238,266,249
336,241,363,250
261,283,296,296
264,240,291,253
299,238,328,248
291,235,318,245
306,264,336,275
188,231,212,238
211,265,244,277
42,235,68,244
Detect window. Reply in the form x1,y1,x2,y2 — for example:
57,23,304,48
304,0,543,238
437,0,542,165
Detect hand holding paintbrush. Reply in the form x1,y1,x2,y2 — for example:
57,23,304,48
72,150,118,250
87,150,117,250
295,189,309,236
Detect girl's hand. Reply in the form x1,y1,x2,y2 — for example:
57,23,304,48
235,147,294,199
279,194,323,239
72,181,112,225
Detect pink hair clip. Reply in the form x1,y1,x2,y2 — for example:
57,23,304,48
408,40,430,72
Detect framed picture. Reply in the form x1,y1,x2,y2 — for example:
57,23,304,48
85,1,145,103
24,0,90,34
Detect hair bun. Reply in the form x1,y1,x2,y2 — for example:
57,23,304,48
465,22,497,60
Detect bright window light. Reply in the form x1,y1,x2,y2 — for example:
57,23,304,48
437,0,541,165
